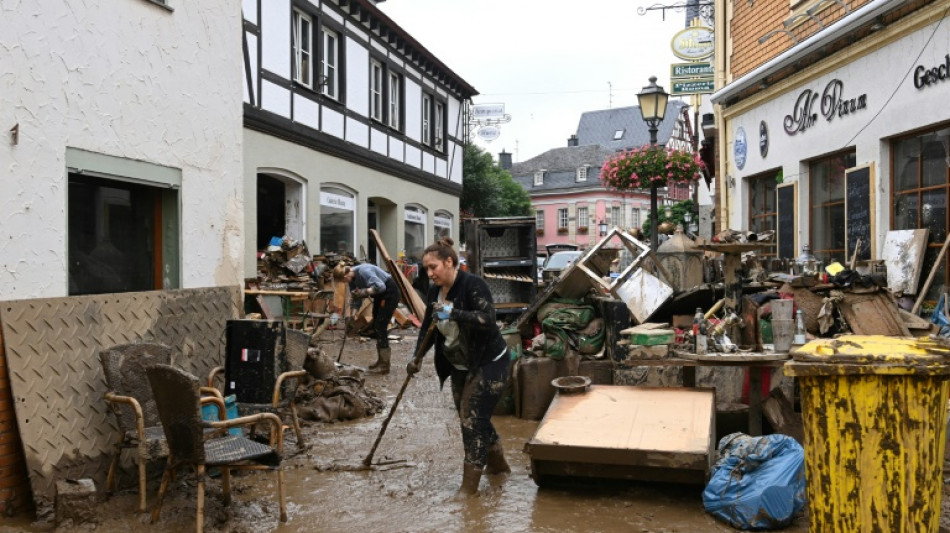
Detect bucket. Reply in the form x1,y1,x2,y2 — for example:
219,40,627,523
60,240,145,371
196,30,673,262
201,394,242,436
772,319,794,353
771,299,794,321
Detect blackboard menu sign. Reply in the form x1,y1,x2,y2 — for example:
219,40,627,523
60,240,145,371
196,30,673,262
777,182,797,259
845,164,874,262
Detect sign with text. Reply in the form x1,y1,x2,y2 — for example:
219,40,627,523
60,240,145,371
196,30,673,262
671,62,714,79
845,163,875,262
777,182,797,260
672,80,715,95
671,26,714,60
320,191,354,211
472,103,505,119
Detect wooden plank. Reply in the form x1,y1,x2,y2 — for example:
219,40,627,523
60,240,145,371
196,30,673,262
837,291,910,337
762,387,805,445
370,229,425,323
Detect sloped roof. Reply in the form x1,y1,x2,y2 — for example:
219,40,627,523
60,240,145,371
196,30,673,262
510,144,613,175
575,100,688,151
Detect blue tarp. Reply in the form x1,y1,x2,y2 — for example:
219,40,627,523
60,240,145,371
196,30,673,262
702,432,806,530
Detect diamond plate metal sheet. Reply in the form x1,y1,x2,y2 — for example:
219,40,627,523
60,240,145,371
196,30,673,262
0,286,240,506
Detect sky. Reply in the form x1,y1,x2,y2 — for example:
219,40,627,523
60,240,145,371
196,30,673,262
378,0,695,164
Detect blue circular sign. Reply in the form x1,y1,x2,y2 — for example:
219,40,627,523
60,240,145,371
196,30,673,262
734,126,747,170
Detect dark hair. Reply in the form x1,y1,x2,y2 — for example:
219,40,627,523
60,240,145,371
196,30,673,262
423,237,458,266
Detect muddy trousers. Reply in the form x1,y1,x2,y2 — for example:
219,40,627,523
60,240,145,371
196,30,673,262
372,279,399,349
449,353,510,468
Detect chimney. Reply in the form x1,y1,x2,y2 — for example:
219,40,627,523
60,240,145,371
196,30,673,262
567,134,579,147
498,150,512,170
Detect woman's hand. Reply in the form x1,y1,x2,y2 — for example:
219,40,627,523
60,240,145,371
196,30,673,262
434,301,453,320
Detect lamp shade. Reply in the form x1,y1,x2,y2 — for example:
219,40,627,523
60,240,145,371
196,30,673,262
637,76,669,123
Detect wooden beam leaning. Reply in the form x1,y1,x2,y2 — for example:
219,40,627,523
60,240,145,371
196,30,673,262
370,229,426,325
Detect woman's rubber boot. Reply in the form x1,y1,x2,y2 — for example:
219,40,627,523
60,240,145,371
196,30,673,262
458,463,483,496
368,346,390,374
484,441,511,475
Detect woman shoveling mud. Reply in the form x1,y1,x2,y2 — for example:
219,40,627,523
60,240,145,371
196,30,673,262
406,237,511,496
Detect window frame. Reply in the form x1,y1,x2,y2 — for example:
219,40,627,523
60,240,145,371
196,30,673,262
557,208,569,229
292,8,314,89
434,100,445,152
421,93,432,146
535,209,545,230
321,26,339,100
808,149,856,262
576,206,589,229
370,59,383,122
747,169,780,257
576,166,588,182
388,71,401,130
534,171,544,186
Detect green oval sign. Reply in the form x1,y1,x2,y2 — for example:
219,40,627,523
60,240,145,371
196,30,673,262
671,26,714,61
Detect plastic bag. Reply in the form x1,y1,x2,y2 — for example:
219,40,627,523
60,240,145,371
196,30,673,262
702,432,806,530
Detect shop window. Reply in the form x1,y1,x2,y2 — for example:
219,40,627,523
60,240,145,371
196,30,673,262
68,174,173,295
892,126,950,303
434,211,452,240
404,205,427,261
809,150,855,263
321,186,355,254
748,170,779,229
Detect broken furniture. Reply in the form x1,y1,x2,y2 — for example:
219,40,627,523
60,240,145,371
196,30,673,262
463,216,538,321
147,364,286,532
100,342,225,513
524,386,716,486
207,320,310,451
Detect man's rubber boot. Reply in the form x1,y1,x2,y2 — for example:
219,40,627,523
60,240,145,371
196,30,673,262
484,441,511,475
458,463,483,496
368,346,390,374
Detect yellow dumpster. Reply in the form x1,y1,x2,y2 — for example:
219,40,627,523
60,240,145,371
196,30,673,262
785,335,950,533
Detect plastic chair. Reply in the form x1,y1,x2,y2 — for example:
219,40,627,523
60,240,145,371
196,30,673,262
100,342,224,512
147,364,286,532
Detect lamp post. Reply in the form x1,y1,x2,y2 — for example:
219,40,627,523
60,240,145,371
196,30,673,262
598,219,608,236
637,76,669,251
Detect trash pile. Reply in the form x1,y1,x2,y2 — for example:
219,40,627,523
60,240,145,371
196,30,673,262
255,236,356,288
295,347,385,423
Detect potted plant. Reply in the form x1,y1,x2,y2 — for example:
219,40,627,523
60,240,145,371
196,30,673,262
557,227,569,235
536,228,544,236
577,226,589,234
600,146,705,191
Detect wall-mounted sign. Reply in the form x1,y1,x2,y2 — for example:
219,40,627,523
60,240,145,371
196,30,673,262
434,215,452,229
734,126,747,170
477,125,501,142
783,79,867,136
472,103,505,119
759,121,769,158
320,191,354,211
671,62,714,79
671,26,714,61
913,53,950,89
672,80,715,95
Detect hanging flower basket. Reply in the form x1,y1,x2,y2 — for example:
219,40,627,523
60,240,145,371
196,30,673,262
600,145,705,191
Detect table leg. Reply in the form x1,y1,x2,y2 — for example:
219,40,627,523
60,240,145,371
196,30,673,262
748,367,763,436
683,366,696,388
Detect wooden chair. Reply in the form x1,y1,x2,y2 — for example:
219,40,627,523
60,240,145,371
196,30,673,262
100,342,224,512
147,364,287,532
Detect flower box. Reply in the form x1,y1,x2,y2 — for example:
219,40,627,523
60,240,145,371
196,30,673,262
536,228,544,236
577,226,589,234
557,227,569,235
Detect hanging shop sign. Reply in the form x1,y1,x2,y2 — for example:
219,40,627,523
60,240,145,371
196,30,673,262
913,53,950,89
734,126,747,170
472,103,506,119
671,62,714,79
670,26,714,61
672,80,715,95
759,121,769,158
783,79,867,136
477,125,502,142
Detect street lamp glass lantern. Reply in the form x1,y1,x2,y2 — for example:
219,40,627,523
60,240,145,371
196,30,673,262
598,219,608,236
637,76,669,123
664,206,673,219
683,211,692,223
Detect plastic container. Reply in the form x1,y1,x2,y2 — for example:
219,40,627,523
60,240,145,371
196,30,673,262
785,335,950,532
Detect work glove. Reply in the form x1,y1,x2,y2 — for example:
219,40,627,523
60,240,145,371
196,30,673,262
406,358,422,375
434,301,453,321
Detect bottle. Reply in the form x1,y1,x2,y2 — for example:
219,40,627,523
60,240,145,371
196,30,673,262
693,308,706,354
793,309,806,345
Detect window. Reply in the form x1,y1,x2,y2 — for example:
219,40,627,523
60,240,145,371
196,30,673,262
809,150,855,262
321,186,355,255
421,94,431,146
558,208,569,229
68,175,175,295
321,27,339,99
576,166,588,182
630,208,640,229
292,9,313,88
614,129,625,140
434,212,453,240
370,60,383,122
404,205,427,261
535,209,544,230
388,72,401,129
611,205,622,228
534,171,545,186
893,126,950,302
748,170,778,234
576,206,589,229
434,101,444,151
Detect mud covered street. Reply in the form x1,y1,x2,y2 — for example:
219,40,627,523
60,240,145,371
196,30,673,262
7,328,950,532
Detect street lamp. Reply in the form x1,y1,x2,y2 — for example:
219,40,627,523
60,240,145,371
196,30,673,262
598,219,608,236
637,76,669,251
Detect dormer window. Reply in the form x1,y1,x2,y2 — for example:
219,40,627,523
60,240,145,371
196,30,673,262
613,129,625,140
576,166,588,182
534,171,545,186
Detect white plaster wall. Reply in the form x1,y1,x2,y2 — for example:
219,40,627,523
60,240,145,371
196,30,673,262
449,141,463,183
404,79,422,143
261,0,291,78
448,96,462,139
725,18,950,253
243,0,258,25
346,117,369,148
323,107,345,139
293,94,320,130
244,31,259,104
0,0,244,300
370,127,388,155
346,37,369,117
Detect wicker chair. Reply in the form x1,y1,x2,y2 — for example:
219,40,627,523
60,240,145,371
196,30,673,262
147,364,286,532
100,342,224,512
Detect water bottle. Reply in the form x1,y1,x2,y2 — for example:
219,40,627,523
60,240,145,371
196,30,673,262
793,309,806,345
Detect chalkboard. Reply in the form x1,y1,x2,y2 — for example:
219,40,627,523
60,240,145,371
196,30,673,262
777,182,797,259
845,164,874,262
